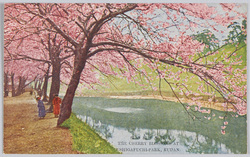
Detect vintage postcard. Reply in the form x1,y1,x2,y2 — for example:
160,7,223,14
2,1,248,156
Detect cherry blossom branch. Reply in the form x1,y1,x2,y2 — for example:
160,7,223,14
86,61,119,90
162,76,201,121
87,4,137,36
192,71,239,112
12,54,51,64
116,51,154,88
45,17,78,47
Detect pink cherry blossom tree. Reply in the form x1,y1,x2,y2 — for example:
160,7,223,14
4,3,247,126
3,57,45,97
4,14,73,107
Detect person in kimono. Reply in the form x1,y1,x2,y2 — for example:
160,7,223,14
52,94,62,118
36,97,46,118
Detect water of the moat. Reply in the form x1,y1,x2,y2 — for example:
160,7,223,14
72,97,247,154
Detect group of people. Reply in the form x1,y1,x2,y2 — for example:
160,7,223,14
36,94,62,119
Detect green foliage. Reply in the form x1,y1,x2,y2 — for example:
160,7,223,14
192,29,220,54
224,20,247,45
60,113,121,154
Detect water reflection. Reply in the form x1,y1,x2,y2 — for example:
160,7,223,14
128,128,141,140
104,107,144,113
73,97,247,154
178,131,225,154
155,130,176,145
77,115,232,154
78,115,114,139
143,130,154,140
95,124,114,139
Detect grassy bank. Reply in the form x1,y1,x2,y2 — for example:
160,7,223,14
60,113,121,154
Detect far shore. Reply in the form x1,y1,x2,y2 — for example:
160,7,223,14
107,95,235,112
60,91,235,112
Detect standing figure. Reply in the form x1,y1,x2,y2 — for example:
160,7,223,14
52,94,62,118
36,97,46,118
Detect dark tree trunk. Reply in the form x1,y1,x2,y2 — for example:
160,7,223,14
22,77,26,94
37,78,43,97
16,76,27,96
47,61,61,111
42,71,49,102
16,77,22,96
42,64,51,102
34,79,38,90
57,51,87,126
4,72,9,97
11,73,16,97
46,34,63,111
37,78,43,91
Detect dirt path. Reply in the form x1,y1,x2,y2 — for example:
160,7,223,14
3,92,77,154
